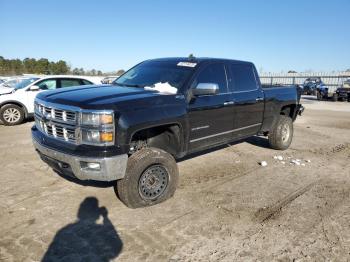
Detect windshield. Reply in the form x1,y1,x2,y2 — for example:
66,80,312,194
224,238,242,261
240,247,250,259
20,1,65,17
114,60,195,93
14,78,39,90
1,79,19,88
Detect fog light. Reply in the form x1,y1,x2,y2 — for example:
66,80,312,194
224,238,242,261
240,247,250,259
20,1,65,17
81,162,101,170
87,162,101,170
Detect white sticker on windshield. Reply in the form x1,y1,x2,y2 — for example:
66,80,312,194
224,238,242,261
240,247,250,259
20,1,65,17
177,62,197,68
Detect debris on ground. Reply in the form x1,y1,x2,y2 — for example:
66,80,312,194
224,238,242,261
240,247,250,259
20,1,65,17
273,155,283,161
273,155,311,167
291,159,301,165
260,161,268,167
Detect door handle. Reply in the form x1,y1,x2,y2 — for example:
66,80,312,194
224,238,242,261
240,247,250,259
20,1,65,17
256,97,264,101
224,101,235,106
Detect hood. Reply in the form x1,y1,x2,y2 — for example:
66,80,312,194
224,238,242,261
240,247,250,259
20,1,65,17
36,85,175,110
0,87,15,95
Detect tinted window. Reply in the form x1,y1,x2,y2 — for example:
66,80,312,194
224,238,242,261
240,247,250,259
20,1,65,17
60,79,82,88
193,63,227,93
36,79,57,90
229,64,257,92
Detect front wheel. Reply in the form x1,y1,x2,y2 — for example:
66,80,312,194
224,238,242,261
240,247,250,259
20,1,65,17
268,115,293,150
115,147,179,208
0,104,25,126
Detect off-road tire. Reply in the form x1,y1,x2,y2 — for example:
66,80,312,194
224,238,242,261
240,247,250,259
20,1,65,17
0,104,25,126
268,115,293,150
115,147,179,208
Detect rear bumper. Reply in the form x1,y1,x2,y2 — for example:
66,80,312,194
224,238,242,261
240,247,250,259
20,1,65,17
32,137,128,181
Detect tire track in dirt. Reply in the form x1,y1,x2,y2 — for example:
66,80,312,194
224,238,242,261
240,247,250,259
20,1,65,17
254,182,315,223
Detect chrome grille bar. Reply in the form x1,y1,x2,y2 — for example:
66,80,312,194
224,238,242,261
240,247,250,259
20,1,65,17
34,101,78,144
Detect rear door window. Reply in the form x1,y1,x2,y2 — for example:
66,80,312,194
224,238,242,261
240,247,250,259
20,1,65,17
60,79,83,88
228,64,258,92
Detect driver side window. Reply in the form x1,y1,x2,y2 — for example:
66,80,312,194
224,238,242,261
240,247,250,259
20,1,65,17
36,79,57,90
192,64,228,94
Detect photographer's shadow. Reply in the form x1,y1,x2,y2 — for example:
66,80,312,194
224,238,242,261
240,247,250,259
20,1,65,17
42,197,123,262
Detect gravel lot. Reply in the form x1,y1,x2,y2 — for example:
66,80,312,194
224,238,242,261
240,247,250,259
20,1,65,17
0,97,349,261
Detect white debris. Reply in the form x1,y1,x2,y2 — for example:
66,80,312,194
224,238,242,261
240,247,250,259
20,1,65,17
281,161,286,165
301,163,306,166
306,159,311,163
144,82,177,94
273,155,283,161
291,159,301,166
260,161,268,167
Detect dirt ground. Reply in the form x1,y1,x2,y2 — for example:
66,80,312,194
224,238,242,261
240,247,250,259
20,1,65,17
0,96,349,261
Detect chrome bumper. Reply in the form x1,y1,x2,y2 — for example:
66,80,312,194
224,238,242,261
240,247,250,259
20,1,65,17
32,138,128,181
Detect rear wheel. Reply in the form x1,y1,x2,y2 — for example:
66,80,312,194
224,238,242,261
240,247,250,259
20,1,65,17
115,147,178,208
0,104,25,126
268,115,293,150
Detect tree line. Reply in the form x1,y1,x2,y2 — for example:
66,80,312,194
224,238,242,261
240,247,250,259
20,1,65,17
0,56,125,76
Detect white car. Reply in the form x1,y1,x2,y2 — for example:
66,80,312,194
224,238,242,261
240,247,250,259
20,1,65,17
0,75,100,125
0,77,39,95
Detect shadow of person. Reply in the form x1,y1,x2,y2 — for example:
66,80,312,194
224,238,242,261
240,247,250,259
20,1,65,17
42,197,123,262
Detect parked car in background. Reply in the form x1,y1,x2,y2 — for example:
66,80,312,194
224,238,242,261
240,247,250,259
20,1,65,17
302,77,321,95
0,77,39,95
0,75,99,125
316,81,338,101
101,76,119,84
334,79,350,102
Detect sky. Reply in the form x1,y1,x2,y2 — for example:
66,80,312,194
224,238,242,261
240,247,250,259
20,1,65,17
0,0,349,73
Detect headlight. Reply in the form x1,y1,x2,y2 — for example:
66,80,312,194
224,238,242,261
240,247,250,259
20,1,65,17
81,129,114,145
81,112,114,126
80,111,115,146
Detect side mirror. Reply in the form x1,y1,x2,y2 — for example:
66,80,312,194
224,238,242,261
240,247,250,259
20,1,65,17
29,85,40,91
192,83,219,96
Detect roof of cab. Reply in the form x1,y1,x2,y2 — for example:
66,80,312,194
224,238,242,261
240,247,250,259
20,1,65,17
149,57,253,66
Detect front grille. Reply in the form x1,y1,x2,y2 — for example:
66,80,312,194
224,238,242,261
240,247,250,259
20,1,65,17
36,103,77,123
35,101,79,144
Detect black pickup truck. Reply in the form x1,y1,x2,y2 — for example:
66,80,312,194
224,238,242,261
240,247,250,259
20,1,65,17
32,58,304,208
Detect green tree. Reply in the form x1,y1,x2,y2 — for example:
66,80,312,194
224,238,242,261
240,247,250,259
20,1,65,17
188,53,195,59
116,69,125,75
72,68,80,75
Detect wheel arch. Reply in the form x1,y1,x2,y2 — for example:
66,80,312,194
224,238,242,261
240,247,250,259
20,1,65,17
0,100,29,118
128,122,184,158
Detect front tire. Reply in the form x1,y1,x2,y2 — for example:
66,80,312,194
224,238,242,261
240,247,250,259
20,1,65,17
115,147,179,208
0,104,25,126
268,115,293,150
